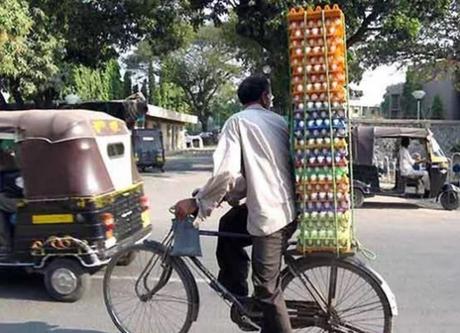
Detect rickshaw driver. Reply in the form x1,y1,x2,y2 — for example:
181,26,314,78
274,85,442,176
175,75,297,333
399,137,430,197
0,143,23,251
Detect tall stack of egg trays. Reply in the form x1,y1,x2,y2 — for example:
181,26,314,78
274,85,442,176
288,4,354,253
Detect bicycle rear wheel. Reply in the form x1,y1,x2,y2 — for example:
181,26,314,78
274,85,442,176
282,257,392,333
103,241,198,333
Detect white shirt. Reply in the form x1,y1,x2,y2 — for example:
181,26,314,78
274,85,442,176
196,104,296,236
399,147,415,176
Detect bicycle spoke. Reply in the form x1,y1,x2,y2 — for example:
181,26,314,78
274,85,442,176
104,244,193,333
283,260,389,333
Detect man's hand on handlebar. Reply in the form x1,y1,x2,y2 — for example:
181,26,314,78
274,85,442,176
174,198,199,221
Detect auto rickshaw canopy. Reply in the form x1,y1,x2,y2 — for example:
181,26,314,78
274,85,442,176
352,126,433,166
0,110,139,199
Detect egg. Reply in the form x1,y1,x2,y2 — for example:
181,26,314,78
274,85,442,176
306,46,312,54
315,119,323,127
324,137,331,145
311,27,319,36
298,102,305,110
306,65,313,73
307,102,314,109
311,93,318,101
316,20,322,28
308,20,315,28
317,155,325,164
324,119,330,126
314,82,321,90
296,84,303,92
315,102,322,109
295,48,302,56
321,82,328,90
306,83,313,92
295,29,302,37
314,64,322,72
313,46,321,54
328,26,336,35
296,66,303,74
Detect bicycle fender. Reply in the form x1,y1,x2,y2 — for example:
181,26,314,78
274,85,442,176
350,259,398,317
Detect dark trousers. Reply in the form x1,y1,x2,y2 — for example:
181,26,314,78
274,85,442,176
0,193,17,247
216,204,296,333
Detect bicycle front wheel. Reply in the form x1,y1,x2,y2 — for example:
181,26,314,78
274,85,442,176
103,241,198,333
282,256,393,333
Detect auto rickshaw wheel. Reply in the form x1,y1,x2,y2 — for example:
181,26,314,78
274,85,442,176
353,189,365,208
115,250,137,266
44,258,91,302
440,190,459,211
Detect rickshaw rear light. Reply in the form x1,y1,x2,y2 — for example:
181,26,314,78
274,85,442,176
140,195,150,211
101,212,115,238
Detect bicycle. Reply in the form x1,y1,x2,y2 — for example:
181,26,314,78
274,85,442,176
103,213,398,333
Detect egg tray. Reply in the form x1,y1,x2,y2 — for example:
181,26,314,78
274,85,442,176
288,4,354,254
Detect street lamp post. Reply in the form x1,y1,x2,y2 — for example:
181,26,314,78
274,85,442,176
412,90,426,121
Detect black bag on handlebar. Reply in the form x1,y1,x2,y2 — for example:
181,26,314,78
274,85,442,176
170,217,202,257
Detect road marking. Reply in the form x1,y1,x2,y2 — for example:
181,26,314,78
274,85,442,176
92,275,208,284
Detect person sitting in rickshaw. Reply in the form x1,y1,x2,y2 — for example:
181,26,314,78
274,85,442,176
399,137,430,198
0,144,23,251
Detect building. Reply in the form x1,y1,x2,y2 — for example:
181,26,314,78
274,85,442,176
348,99,381,119
143,105,198,152
382,79,460,120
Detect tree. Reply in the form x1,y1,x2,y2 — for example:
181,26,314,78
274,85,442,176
123,71,133,98
162,27,240,131
430,95,445,120
187,0,453,113
147,62,156,104
62,60,124,101
400,70,423,119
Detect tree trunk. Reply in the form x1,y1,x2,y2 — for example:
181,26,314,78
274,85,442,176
10,79,24,108
199,115,209,132
0,91,7,110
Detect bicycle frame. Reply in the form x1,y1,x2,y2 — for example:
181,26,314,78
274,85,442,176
150,227,340,330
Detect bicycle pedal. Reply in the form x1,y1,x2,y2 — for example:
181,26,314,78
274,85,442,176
230,302,260,332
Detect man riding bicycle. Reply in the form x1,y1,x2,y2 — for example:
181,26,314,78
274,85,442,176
175,74,297,333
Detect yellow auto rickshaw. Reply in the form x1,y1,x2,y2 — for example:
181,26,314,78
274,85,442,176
0,110,152,301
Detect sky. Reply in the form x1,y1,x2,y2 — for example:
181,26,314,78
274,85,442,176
353,64,407,106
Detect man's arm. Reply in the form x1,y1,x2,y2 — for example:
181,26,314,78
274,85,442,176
175,117,242,220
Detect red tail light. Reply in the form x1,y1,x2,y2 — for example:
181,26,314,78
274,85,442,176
101,212,115,238
140,195,150,211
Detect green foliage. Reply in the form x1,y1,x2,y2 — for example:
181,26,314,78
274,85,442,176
400,70,423,119
63,59,123,101
147,62,156,104
123,71,133,98
187,0,454,113
0,0,33,77
161,27,241,131
380,95,390,118
430,95,445,120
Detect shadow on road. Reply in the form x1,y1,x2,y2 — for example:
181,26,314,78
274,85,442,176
362,202,420,210
0,322,108,333
0,268,50,302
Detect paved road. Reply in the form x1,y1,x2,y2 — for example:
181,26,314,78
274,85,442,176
0,152,458,333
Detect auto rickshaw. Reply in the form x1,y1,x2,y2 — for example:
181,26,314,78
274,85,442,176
0,110,152,301
351,126,449,207
132,128,165,172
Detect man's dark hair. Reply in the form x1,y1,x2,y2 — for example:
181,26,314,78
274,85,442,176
401,137,410,148
237,75,270,105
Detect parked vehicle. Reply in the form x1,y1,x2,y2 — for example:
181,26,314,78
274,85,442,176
351,126,449,207
132,129,165,172
0,110,152,302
